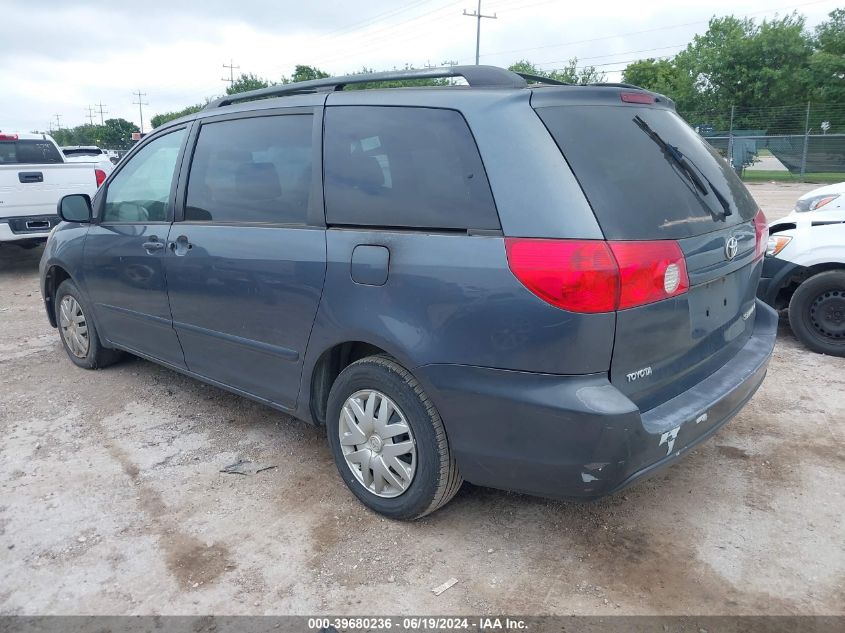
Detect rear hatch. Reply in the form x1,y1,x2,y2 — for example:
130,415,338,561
533,89,765,411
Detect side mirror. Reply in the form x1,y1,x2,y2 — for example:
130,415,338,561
58,194,92,223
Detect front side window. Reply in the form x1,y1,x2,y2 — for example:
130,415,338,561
103,129,186,223
185,115,313,224
324,106,499,230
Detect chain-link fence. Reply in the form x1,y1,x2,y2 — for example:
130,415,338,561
681,103,845,177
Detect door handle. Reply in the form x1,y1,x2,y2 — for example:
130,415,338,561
169,234,193,256
142,239,165,252
18,171,44,183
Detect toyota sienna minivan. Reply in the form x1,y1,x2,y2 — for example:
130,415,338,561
40,66,777,519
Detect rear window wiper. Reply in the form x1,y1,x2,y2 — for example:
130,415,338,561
633,115,732,218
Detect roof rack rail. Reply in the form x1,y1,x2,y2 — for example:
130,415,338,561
205,65,527,109
515,72,570,86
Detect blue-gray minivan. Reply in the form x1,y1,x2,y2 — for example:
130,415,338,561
40,66,778,519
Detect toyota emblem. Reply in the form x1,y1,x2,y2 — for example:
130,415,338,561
725,236,739,260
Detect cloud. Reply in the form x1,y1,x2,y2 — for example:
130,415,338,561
1,0,839,132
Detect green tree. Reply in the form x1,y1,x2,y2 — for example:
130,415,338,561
100,118,140,150
344,64,451,90
48,128,74,146
284,64,330,83
508,58,606,84
151,104,204,129
810,9,845,111
675,14,812,127
623,58,686,95
226,72,273,95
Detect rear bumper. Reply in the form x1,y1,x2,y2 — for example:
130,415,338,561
0,215,59,242
417,299,778,499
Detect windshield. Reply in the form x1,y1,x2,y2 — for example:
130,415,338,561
535,105,758,239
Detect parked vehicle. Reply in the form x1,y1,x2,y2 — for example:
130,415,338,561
39,66,778,519
61,145,116,174
790,181,844,213
1,132,103,247
758,187,845,356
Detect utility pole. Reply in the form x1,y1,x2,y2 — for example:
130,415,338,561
132,90,149,134
727,104,735,170
54,114,62,130
96,101,108,125
463,1,497,65
800,101,811,180
85,105,96,126
222,58,240,89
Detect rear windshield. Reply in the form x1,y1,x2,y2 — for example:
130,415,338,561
536,105,758,239
63,148,103,157
0,139,63,165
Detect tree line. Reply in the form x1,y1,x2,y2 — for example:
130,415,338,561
44,7,844,146
148,60,605,128
623,9,845,134
48,118,140,150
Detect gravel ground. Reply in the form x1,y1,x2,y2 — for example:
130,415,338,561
1,182,843,615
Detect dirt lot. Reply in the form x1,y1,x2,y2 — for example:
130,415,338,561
1,182,843,616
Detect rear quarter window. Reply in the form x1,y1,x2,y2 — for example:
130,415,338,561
324,106,499,231
535,105,759,240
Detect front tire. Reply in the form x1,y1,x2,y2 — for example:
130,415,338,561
55,279,124,369
788,270,845,357
326,355,462,520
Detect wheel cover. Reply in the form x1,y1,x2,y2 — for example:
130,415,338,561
809,289,845,342
339,389,417,498
59,295,90,358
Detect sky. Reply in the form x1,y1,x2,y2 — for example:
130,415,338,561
1,0,841,133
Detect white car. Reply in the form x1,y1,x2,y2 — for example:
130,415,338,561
0,132,102,246
61,145,116,173
758,181,845,356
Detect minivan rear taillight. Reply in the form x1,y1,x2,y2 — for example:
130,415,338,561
505,238,689,313
609,240,689,309
753,209,768,260
95,168,107,187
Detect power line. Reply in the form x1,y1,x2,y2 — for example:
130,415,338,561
85,106,96,126
222,58,240,89
132,90,149,134
54,114,62,130
308,1,462,67
463,1,498,65
96,101,108,126
319,0,437,40
477,0,834,60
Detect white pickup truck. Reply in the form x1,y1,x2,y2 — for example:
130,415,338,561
0,132,101,247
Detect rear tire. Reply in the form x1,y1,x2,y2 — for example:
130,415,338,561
788,270,845,357
326,355,462,520
55,279,124,369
